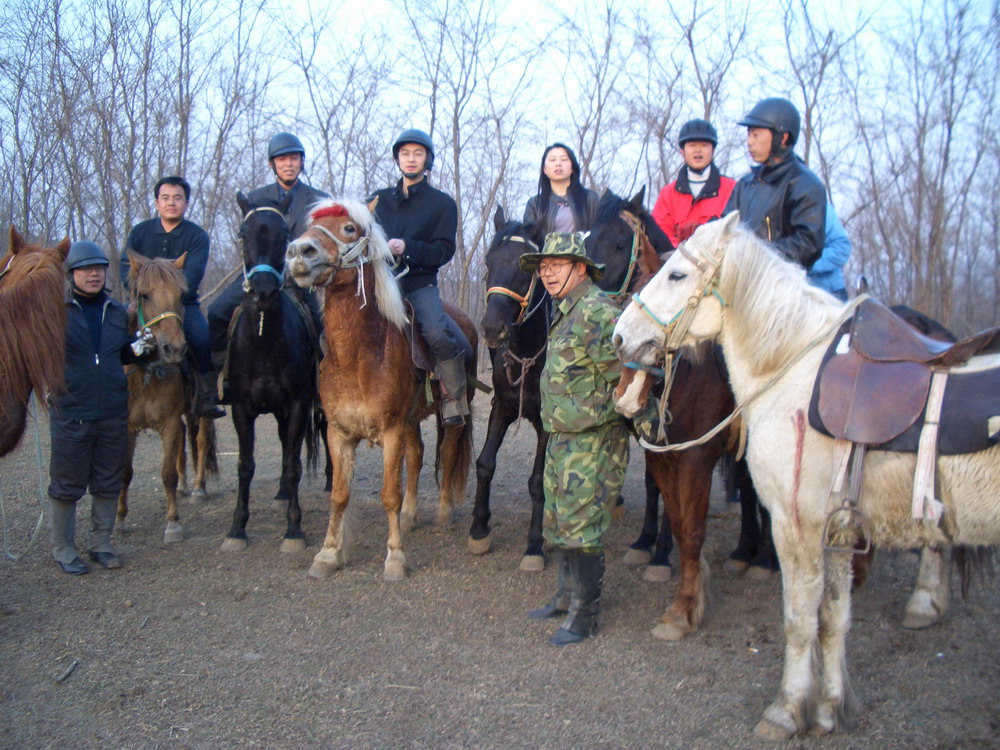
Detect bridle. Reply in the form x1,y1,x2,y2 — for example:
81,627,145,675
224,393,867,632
241,206,289,292
302,221,372,283
484,234,546,326
601,210,656,305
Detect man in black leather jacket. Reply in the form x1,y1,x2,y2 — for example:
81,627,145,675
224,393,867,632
724,98,826,270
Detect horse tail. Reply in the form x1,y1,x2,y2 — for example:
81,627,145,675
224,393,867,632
435,406,474,503
203,420,219,476
305,399,322,473
953,545,997,599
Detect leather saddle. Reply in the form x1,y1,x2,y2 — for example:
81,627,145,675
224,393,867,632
403,300,473,374
810,299,1000,454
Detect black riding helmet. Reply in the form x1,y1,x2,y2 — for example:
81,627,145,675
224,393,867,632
65,241,109,271
267,132,306,160
678,118,718,147
392,128,435,171
739,97,800,152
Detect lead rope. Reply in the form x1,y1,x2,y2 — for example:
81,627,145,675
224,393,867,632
1,400,48,560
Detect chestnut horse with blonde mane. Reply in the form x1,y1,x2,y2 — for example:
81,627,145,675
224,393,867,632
286,198,476,581
118,252,217,543
0,227,69,457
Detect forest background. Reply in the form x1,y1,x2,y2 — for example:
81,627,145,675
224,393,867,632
2,0,997,336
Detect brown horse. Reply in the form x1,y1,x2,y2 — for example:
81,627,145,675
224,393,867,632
285,198,476,581
0,227,70,456
118,252,217,542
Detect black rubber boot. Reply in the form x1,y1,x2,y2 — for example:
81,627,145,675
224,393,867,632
194,370,226,419
435,356,470,428
528,549,570,620
549,550,605,646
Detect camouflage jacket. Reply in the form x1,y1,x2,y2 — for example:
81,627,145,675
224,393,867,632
540,278,624,433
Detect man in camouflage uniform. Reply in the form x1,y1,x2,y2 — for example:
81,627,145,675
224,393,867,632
519,232,629,646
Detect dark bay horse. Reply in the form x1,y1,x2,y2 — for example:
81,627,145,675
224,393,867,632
469,208,549,570
0,227,69,457
587,188,743,638
220,191,320,553
285,198,477,581
118,252,218,542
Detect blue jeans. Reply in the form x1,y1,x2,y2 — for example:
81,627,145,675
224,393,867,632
404,285,463,362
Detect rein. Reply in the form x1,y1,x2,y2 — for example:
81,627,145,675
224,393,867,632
484,234,546,326
603,212,642,304
502,340,547,423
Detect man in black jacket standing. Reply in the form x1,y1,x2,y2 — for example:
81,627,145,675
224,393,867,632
49,242,152,574
207,132,329,390
371,128,469,426
724,97,826,270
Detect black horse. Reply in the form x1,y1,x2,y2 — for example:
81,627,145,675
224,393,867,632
220,191,321,553
469,208,550,569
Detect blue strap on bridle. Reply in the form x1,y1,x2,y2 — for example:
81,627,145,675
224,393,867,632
623,360,665,377
245,264,284,283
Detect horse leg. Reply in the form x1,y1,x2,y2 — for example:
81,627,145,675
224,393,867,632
469,404,514,555
399,424,424,535
902,545,950,629
746,500,781,579
725,457,762,574
624,463,659,566
643,460,675,581
650,453,711,638
520,422,548,572
309,432,358,578
435,423,460,527
176,416,189,495
277,403,307,553
754,519,826,741
117,430,139,529
813,547,858,735
222,407,255,551
380,429,408,581
160,418,184,543
190,417,211,503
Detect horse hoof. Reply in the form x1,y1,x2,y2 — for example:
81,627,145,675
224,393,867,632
467,535,492,555
163,524,184,544
400,513,416,535
280,537,306,553
651,621,690,641
901,611,940,630
271,499,287,513
383,561,407,581
623,547,652,566
221,537,247,552
746,564,777,582
190,488,208,504
642,564,672,583
518,554,545,573
724,558,750,575
308,560,338,578
435,508,454,527
753,711,797,741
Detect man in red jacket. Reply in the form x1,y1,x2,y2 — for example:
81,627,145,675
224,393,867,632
651,118,735,248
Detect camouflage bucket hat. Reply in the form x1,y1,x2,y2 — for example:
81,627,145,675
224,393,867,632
519,232,605,280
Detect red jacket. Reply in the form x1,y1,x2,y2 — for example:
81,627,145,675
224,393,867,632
652,164,735,247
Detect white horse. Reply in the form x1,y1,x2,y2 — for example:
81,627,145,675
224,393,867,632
613,212,1000,740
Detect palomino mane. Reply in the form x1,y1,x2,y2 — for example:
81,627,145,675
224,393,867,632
0,246,67,405
130,256,188,300
717,224,843,374
311,197,407,331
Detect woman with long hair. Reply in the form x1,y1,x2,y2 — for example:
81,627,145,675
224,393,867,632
523,143,599,234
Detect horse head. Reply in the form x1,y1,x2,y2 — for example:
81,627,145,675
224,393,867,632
586,187,671,300
613,212,740,372
481,206,545,348
236,190,292,303
127,250,188,364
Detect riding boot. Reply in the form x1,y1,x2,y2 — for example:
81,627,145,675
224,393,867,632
549,549,605,646
528,549,571,620
48,496,87,574
193,369,226,419
211,350,230,405
89,496,122,569
435,355,470,428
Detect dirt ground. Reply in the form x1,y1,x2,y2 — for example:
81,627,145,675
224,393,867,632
1,403,998,749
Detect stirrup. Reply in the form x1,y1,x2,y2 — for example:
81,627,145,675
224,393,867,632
822,506,871,555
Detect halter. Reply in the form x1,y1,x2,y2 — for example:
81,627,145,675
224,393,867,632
484,235,546,325
309,222,371,271
602,211,645,304
240,206,289,292
136,295,182,330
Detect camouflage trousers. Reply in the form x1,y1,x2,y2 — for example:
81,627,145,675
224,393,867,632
543,421,629,552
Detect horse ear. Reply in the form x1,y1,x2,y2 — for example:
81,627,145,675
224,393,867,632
720,212,741,235
628,186,647,213
236,191,250,217
127,250,148,270
9,225,25,254
173,252,188,270
493,206,506,231
54,237,71,260
367,196,379,214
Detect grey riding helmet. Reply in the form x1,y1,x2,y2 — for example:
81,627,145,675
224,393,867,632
392,128,435,170
678,119,718,147
65,241,109,270
267,132,306,160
